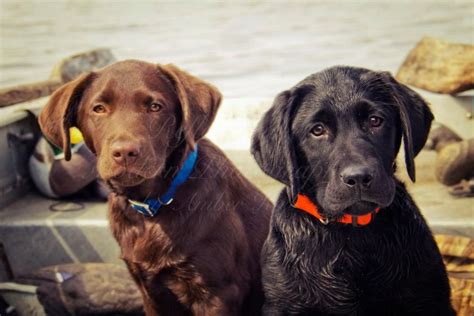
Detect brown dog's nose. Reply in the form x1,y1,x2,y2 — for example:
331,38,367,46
111,141,140,165
340,166,374,188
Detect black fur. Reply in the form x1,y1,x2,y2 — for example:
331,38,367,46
252,66,454,315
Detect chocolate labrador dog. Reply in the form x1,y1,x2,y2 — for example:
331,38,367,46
39,60,272,315
252,66,454,315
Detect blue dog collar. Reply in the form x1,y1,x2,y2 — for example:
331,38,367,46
128,145,198,217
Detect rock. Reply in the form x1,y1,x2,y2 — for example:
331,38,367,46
435,235,474,315
426,122,463,152
435,138,474,186
0,48,115,107
396,37,474,94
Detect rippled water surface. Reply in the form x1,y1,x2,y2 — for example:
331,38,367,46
1,1,472,98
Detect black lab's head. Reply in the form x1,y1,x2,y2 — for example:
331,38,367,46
252,66,433,217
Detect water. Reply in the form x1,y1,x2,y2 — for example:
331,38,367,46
0,1,472,98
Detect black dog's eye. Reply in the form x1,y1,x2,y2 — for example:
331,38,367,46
311,123,326,137
92,104,106,113
149,102,162,112
369,116,384,128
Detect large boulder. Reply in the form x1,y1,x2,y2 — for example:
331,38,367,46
396,37,474,94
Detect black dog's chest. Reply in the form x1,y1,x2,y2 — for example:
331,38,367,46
317,244,390,289
284,248,391,315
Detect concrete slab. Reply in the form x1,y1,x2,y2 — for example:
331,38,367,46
0,194,119,280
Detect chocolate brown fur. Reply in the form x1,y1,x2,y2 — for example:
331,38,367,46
39,60,272,315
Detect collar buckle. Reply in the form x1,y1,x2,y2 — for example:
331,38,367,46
319,217,329,225
141,204,154,217
128,199,155,217
157,197,173,206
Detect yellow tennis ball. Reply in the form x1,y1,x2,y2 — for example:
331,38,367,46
70,127,84,144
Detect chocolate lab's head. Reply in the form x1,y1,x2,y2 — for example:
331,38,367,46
39,60,221,187
252,66,433,216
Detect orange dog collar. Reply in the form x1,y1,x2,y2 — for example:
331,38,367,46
292,194,381,227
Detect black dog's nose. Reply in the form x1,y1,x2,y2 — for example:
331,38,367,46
111,141,140,165
340,166,374,188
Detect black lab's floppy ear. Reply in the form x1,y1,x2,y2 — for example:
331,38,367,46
158,64,222,148
39,73,95,161
252,87,308,203
382,72,434,182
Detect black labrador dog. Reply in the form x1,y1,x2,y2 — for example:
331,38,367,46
251,66,454,315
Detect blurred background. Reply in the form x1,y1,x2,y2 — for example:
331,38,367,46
1,1,472,97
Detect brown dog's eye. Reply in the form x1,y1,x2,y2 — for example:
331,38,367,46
369,116,384,127
311,124,326,137
149,102,162,112
93,104,106,113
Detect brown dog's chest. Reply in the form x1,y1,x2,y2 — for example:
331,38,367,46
125,256,210,310
110,203,188,267
111,206,212,308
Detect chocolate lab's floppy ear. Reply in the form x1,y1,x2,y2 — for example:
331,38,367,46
38,73,95,161
251,86,308,203
157,64,222,148
383,73,434,182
